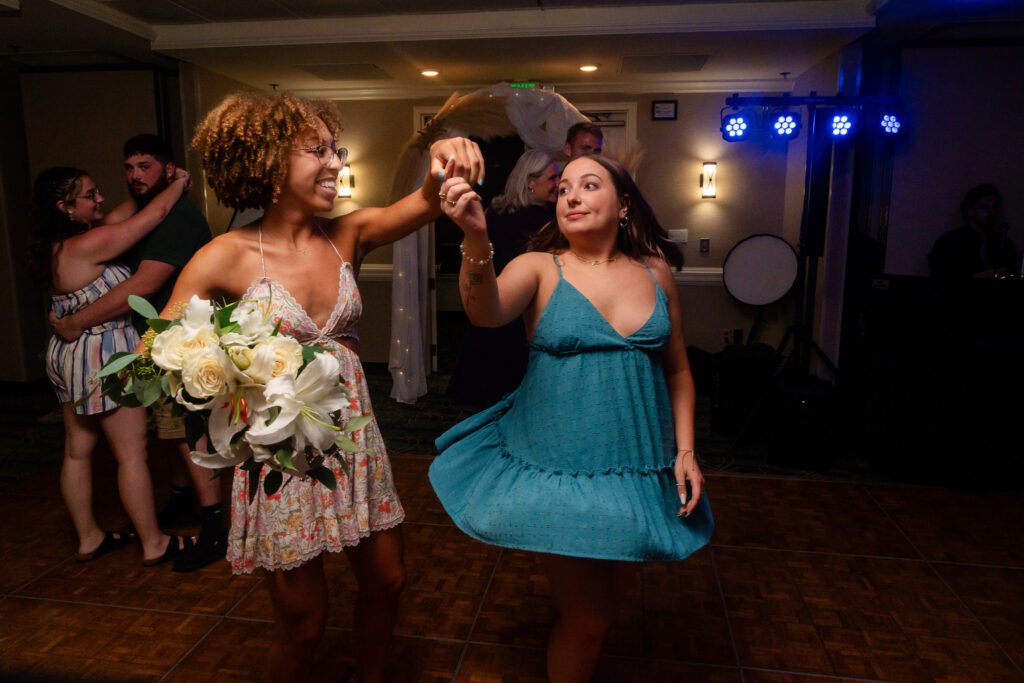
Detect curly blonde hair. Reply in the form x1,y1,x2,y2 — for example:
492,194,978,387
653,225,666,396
191,91,344,211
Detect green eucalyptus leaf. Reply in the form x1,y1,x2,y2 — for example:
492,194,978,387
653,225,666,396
128,295,159,320
147,318,171,333
95,353,140,378
335,434,360,452
141,378,163,406
344,415,372,433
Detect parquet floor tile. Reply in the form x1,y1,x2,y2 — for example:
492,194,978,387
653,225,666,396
0,596,216,681
5,448,1024,682
229,523,500,639
741,670,883,682
164,618,464,682
716,546,1023,681
468,549,554,649
453,644,743,682
16,545,261,615
867,484,1024,566
933,562,1024,672
391,454,456,526
709,477,917,557
0,490,78,594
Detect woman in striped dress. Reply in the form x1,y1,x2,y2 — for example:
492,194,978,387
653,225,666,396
30,166,193,565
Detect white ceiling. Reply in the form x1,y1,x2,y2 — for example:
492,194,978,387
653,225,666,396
3,0,1019,100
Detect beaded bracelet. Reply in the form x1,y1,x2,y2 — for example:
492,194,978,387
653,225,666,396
460,241,495,266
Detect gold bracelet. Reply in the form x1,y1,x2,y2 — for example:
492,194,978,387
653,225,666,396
460,241,494,266
677,449,696,459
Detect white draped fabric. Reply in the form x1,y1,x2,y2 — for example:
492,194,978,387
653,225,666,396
388,84,588,403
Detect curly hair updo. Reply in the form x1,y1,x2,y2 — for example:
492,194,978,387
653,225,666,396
191,91,344,211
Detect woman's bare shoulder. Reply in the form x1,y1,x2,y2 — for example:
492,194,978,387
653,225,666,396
644,256,678,291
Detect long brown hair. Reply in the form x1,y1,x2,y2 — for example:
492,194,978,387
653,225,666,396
29,167,88,290
526,155,683,268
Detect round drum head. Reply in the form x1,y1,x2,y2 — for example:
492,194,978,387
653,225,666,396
722,234,798,306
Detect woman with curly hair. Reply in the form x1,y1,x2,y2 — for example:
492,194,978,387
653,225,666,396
32,165,193,564
165,91,483,681
431,154,713,682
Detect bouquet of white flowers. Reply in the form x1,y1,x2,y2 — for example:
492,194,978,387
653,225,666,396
94,295,369,500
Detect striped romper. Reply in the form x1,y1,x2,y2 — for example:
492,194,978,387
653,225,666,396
46,263,139,416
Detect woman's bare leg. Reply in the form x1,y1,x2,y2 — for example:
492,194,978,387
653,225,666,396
539,554,633,683
344,526,406,683
60,404,104,555
98,406,170,559
264,556,329,682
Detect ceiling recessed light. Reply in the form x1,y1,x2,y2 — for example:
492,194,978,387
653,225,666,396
421,69,439,77
579,64,599,72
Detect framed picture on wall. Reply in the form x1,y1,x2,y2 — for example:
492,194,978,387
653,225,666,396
651,100,677,120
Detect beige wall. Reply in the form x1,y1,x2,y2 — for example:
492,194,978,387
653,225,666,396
0,65,45,381
180,64,257,235
21,70,158,210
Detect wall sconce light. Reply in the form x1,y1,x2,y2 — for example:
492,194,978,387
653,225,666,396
700,162,717,199
337,164,354,198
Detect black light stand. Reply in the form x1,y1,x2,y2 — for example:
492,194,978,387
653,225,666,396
723,93,899,378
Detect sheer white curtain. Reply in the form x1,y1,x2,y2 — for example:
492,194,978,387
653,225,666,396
388,84,587,403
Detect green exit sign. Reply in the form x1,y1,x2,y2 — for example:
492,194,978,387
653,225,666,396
509,82,538,89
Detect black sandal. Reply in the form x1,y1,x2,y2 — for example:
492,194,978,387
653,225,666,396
142,535,195,567
76,530,135,562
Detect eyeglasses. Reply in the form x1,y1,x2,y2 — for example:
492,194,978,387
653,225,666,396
77,189,101,202
293,145,348,168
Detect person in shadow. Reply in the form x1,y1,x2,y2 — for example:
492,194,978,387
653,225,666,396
929,183,1017,279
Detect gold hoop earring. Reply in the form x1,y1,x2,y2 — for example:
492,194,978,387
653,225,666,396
271,183,281,204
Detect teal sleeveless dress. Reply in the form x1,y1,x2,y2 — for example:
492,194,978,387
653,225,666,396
429,256,713,561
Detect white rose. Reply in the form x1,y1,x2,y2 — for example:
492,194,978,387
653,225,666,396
251,336,303,382
181,346,230,399
181,295,215,339
151,325,220,372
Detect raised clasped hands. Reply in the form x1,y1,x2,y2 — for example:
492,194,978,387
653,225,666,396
675,450,704,518
429,137,485,188
438,163,487,237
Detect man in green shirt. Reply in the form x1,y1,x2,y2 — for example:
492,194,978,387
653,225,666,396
51,135,220,572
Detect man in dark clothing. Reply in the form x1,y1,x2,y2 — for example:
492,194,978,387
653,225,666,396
929,184,1017,278
51,135,221,572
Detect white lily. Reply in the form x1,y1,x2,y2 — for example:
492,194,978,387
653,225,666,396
244,352,345,454
192,384,269,468
181,295,216,340
220,301,275,347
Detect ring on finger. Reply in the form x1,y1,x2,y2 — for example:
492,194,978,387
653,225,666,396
445,199,457,207
438,192,447,200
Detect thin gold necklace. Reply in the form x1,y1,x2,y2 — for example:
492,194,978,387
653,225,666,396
569,250,618,266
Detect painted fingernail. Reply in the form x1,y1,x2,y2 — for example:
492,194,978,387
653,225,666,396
477,178,485,186
438,171,445,180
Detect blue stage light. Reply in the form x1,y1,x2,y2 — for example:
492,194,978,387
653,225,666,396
880,113,901,135
721,111,750,142
830,112,855,138
770,110,801,139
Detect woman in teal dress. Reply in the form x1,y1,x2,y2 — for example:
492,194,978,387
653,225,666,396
430,154,712,682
